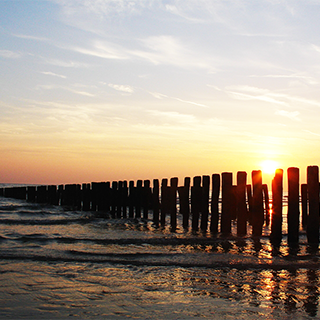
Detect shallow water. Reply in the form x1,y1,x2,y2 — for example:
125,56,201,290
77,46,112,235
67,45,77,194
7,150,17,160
0,194,320,319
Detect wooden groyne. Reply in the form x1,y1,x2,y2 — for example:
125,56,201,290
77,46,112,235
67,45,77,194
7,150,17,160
1,166,320,245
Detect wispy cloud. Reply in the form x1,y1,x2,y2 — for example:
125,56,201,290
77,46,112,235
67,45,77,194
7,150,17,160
108,84,134,93
13,34,48,42
35,84,95,97
165,4,205,23
41,71,67,79
148,110,196,125
218,85,320,108
41,57,91,68
275,110,301,121
250,73,319,85
55,0,154,18
71,40,129,60
130,35,214,70
148,91,209,108
0,49,22,59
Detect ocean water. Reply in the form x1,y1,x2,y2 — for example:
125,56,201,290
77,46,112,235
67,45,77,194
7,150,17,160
1,187,320,319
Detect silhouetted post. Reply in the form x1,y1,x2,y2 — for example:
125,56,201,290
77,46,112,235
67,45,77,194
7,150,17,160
237,171,247,236
136,180,143,218
178,177,190,229
128,181,135,218
0,188,3,197
111,181,117,218
191,176,202,231
27,186,36,202
116,181,122,218
97,182,109,212
75,184,81,210
121,181,128,218
48,185,58,206
246,184,253,224
221,172,232,235
307,166,319,244
17,187,27,200
160,179,168,225
262,184,270,226
170,177,178,230
231,185,237,221
152,179,160,224
82,183,91,211
143,180,151,220
301,183,308,229
36,185,48,204
270,169,283,243
287,167,300,244
210,174,220,234
91,182,98,211
200,175,210,232
64,184,77,208
58,185,64,206
252,170,264,237
106,182,111,213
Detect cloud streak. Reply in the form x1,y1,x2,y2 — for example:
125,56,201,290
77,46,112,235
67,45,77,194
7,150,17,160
108,84,134,93
0,50,22,59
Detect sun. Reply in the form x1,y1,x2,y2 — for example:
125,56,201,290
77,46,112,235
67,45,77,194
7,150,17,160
260,160,279,175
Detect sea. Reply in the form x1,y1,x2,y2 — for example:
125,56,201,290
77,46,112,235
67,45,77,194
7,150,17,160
1,184,320,319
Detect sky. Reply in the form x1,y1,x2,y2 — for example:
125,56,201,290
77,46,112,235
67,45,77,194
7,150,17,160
1,0,320,186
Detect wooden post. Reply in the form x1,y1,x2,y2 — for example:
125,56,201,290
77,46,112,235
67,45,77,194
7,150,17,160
75,184,81,210
143,180,151,220
152,179,160,224
287,167,300,244
48,185,57,206
116,181,123,218
221,172,232,235
48,185,58,206
36,185,48,204
191,176,202,231
231,185,237,221
82,183,91,211
27,186,36,202
252,170,264,237
170,177,178,230
135,180,143,218
128,181,135,218
200,175,210,232
262,184,270,226
160,179,168,225
178,177,190,229
236,171,247,236
270,169,283,243
122,181,128,218
97,182,109,212
111,181,117,218
63,184,77,208
91,182,98,211
58,185,64,206
301,183,308,229
307,166,319,244
246,184,253,224
210,174,220,234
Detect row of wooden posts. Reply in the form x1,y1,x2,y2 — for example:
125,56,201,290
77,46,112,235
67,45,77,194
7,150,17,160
1,166,320,244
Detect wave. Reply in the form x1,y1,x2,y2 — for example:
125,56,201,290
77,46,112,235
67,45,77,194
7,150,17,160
1,249,319,271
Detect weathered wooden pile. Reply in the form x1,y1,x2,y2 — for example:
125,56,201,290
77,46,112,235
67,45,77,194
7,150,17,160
1,165,319,244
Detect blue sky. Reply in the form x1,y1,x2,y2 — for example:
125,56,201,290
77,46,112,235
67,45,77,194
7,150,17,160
1,0,320,184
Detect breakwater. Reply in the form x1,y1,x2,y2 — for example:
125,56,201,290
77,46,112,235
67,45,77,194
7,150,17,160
1,165,319,245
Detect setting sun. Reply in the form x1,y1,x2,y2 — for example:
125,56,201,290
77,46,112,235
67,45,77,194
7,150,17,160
260,160,279,175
